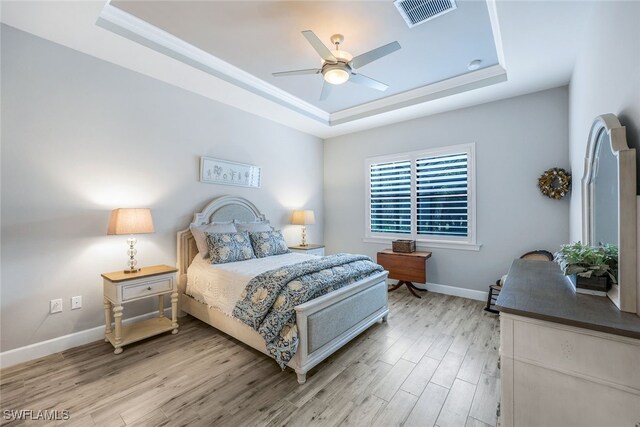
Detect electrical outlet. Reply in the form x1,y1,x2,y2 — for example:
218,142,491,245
50,299,63,314
71,296,82,310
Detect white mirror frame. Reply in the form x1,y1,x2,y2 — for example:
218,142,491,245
582,114,637,313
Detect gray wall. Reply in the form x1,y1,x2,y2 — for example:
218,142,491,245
0,26,323,352
324,87,570,292
568,1,640,242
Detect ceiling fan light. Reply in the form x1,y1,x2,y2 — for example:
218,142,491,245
323,68,349,85
331,49,353,63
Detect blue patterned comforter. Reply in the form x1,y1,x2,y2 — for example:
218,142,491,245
232,253,384,368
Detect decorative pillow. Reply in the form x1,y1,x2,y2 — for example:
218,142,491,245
234,220,273,233
190,222,237,257
205,231,255,264
249,230,290,258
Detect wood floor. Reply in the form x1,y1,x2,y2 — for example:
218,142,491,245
0,291,500,427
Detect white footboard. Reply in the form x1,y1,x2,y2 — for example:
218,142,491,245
291,271,389,384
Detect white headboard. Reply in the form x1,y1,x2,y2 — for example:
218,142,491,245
176,195,266,292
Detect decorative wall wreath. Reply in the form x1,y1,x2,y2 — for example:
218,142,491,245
538,168,571,200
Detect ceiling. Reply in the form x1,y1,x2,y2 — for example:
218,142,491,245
110,0,500,114
0,1,593,138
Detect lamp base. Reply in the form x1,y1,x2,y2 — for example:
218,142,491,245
300,226,307,247
125,236,140,274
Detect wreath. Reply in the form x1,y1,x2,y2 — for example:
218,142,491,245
538,168,571,200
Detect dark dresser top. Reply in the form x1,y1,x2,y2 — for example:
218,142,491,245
495,259,640,339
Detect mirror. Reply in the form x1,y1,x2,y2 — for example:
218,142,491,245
582,114,637,313
593,130,618,246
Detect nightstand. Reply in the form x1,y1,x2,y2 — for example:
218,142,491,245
289,244,325,256
102,265,179,354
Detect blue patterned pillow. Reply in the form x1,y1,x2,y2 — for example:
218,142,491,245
205,231,255,264
249,230,290,258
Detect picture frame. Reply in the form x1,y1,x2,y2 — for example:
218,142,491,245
199,157,261,188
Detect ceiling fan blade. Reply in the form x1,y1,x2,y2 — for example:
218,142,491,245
320,81,333,100
349,73,389,91
272,68,321,77
350,41,401,69
302,30,337,62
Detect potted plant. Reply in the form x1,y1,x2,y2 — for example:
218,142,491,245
554,242,618,294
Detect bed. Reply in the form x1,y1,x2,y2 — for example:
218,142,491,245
176,195,389,384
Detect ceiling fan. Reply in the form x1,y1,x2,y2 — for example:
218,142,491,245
272,30,401,100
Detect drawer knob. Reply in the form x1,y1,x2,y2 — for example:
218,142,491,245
147,286,152,291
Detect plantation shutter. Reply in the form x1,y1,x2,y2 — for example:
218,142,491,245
369,159,412,234
416,152,469,237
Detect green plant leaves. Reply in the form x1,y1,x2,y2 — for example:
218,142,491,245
554,241,618,284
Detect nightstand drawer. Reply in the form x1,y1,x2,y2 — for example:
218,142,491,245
289,245,325,256
122,277,172,301
306,248,325,256
291,247,324,256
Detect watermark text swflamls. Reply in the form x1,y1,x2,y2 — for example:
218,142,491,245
3,409,70,421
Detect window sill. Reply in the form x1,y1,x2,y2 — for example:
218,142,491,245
362,237,482,252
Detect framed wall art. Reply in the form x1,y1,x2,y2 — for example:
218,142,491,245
199,157,261,188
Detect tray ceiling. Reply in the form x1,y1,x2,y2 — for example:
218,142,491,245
108,0,503,118
1,1,592,138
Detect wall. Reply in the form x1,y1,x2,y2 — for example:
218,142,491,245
324,88,570,293
0,25,323,354
568,1,640,242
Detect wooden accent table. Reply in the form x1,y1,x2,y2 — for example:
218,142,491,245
102,265,179,354
377,249,432,298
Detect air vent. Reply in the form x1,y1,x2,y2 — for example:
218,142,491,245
394,0,457,28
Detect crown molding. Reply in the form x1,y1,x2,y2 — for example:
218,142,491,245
97,2,331,125
97,2,507,128
486,0,507,70
330,65,507,125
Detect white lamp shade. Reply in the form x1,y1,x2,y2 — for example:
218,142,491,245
291,210,316,225
107,208,155,235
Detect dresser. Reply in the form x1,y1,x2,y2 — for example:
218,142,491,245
496,260,640,426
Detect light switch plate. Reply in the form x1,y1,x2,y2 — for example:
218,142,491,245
50,299,62,314
71,296,82,310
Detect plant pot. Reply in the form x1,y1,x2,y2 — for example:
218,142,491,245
569,274,611,293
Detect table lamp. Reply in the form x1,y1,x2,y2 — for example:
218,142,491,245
291,209,315,246
107,208,155,273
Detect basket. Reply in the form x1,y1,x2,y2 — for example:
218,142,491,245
392,239,416,253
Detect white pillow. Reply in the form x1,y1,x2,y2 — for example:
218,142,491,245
190,222,237,257
234,220,273,233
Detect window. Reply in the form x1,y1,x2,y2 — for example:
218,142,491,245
370,159,412,235
366,144,477,249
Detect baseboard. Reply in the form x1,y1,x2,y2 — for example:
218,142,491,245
1,281,488,369
388,279,488,302
0,308,171,369
423,282,488,301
